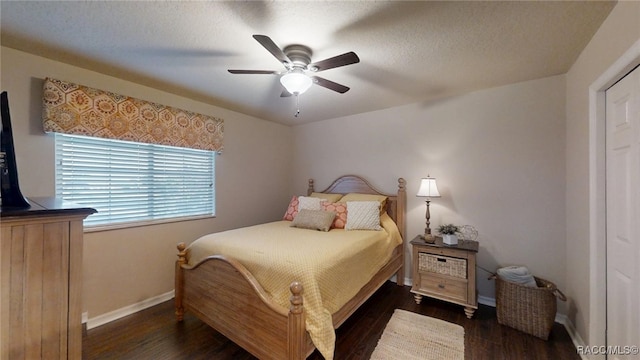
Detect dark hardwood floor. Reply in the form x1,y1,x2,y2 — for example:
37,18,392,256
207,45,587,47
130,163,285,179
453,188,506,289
83,282,580,359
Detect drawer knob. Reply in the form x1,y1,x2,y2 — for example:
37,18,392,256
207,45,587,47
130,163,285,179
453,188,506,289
438,284,445,289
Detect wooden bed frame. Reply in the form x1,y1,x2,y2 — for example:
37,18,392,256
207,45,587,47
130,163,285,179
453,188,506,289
175,175,406,360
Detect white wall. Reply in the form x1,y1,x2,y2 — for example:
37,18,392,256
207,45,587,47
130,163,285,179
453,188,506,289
1,47,293,318
565,0,640,348
292,75,567,309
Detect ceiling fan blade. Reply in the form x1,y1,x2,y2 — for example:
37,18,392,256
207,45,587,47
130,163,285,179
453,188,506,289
253,35,291,66
311,76,350,94
309,52,360,72
228,70,279,74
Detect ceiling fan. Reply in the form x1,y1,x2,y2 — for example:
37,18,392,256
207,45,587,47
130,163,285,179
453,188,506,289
228,35,360,97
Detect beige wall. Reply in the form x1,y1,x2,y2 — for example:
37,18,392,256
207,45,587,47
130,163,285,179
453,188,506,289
292,75,567,309
565,1,640,347
0,47,293,317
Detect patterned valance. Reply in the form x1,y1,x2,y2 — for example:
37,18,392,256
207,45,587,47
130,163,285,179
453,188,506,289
42,78,223,152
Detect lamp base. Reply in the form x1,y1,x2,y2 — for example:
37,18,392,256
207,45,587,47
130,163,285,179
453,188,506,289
421,233,436,244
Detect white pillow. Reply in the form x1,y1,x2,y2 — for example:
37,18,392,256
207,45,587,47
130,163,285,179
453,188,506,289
298,196,324,211
345,201,382,230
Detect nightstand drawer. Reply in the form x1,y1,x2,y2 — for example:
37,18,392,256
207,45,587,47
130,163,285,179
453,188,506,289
419,252,467,279
419,275,467,302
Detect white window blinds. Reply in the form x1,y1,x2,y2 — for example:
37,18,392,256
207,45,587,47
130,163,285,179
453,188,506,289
55,133,215,227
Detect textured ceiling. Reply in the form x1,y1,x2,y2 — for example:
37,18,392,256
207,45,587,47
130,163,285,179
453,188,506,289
1,1,615,126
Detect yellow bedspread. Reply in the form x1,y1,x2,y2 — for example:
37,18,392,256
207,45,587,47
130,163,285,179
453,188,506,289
186,213,402,359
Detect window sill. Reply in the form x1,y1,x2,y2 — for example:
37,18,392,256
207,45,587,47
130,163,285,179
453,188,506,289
84,214,216,233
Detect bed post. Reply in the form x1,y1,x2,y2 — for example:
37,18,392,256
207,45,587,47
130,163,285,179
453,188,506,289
175,242,187,321
396,178,406,286
288,282,305,360
307,178,315,196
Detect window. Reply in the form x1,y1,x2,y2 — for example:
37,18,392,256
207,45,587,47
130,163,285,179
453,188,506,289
55,133,215,228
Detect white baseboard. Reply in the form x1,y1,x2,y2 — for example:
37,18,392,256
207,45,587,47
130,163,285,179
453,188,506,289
478,294,496,307
561,316,588,360
85,290,175,330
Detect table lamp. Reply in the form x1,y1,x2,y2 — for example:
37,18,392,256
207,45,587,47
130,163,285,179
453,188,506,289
416,176,441,242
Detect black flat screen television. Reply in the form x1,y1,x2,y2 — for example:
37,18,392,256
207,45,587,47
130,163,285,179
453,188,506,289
1,91,30,209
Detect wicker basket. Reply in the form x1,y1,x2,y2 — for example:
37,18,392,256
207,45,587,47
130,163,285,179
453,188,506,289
493,274,566,340
418,253,467,279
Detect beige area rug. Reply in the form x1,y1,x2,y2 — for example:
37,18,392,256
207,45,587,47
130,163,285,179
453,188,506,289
370,309,465,360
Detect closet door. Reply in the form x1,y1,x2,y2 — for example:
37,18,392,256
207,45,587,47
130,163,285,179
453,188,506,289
605,66,639,359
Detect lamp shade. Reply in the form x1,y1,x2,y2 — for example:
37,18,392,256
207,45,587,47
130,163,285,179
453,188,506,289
416,177,441,197
280,69,313,95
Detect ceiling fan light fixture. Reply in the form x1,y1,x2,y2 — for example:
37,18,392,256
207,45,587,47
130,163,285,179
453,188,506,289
280,70,313,95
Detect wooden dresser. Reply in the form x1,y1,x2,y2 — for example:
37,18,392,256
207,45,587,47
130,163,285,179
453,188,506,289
1,197,95,359
410,236,479,318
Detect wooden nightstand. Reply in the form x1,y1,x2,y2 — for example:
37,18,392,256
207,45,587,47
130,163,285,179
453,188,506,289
410,235,479,318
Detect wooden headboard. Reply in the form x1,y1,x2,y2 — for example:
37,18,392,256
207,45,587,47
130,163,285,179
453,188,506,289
307,175,406,240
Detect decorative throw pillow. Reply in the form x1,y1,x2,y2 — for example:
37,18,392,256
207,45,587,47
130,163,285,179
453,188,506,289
298,196,324,211
310,192,344,203
283,196,299,221
321,202,348,229
290,209,336,232
345,201,382,231
340,193,387,214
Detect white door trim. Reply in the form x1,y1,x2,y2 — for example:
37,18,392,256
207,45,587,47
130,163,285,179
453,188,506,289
589,38,640,352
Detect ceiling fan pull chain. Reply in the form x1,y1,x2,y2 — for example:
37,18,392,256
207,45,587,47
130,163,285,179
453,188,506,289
294,94,301,117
